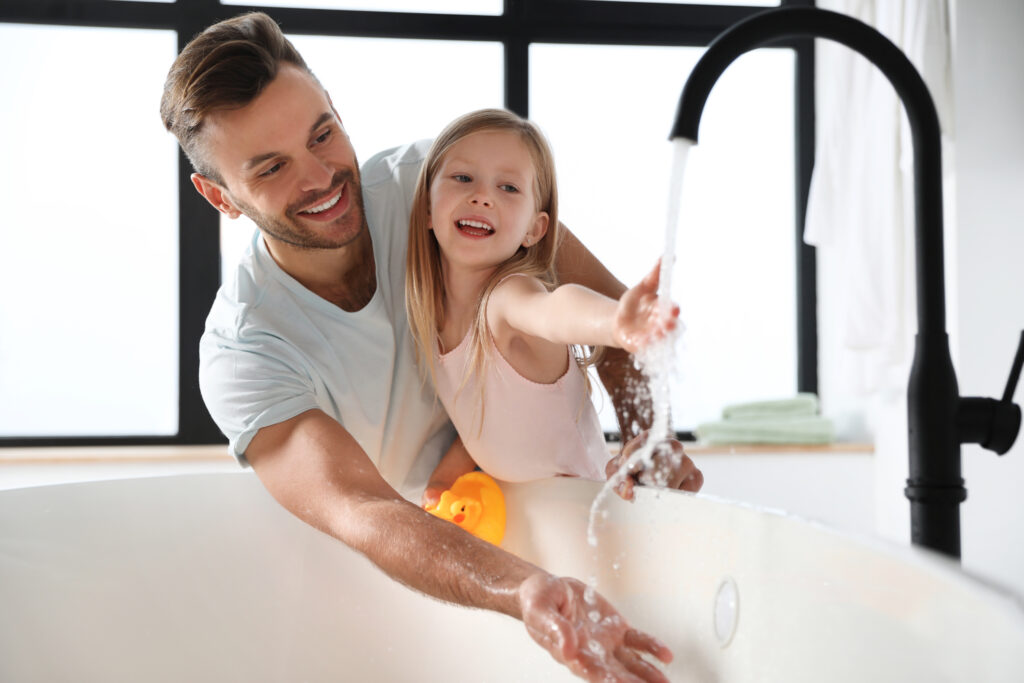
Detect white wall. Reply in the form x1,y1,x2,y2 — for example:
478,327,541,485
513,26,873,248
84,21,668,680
952,0,1024,597
696,449,875,537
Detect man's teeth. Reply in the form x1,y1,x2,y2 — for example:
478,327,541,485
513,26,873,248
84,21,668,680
302,190,342,214
458,219,494,232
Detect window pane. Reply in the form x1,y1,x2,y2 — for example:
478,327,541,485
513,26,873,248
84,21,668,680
0,25,179,437
530,44,796,432
590,0,778,4
221,0,501,14
221,36,503,277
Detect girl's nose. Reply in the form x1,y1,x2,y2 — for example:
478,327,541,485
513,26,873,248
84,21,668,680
469,191,493,208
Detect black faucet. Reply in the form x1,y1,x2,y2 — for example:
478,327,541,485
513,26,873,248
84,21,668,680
671,7,1023,560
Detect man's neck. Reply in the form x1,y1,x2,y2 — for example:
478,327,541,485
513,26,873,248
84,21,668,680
264,230,377,312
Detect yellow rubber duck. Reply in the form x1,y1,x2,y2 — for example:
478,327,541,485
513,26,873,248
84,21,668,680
425,471,506,546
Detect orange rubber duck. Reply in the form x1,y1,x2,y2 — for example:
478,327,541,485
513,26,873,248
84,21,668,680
425,471,506,546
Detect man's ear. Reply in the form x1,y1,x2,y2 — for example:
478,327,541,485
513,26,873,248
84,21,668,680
191,173,241,219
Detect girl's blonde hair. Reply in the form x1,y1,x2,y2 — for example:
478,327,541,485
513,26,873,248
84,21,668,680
406,109,591,418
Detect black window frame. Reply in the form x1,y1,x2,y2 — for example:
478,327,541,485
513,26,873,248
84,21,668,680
0,0,816,447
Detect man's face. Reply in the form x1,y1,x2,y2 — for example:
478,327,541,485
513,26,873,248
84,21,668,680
200,64,365,250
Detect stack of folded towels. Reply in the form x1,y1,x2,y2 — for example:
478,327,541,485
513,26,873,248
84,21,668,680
694,393,835,445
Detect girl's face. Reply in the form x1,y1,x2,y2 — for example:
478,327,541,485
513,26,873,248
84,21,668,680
428,129,549,275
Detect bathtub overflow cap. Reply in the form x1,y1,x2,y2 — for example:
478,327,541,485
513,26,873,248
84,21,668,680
713,576,739,647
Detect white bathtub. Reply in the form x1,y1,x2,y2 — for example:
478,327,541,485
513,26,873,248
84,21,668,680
2,473,1022,681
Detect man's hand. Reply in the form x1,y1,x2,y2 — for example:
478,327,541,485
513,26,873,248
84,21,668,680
606,430,704,501
520,574,673,683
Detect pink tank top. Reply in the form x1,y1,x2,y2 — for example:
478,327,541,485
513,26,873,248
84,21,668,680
433,332,610,483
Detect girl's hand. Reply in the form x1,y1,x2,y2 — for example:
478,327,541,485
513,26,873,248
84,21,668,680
613,260,680,353
422,481,450,509
422,438,478,509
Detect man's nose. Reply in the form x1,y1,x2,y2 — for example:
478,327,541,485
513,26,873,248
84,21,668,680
299,151,333,191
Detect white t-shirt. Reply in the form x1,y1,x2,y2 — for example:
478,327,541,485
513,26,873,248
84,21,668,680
199,140,455,500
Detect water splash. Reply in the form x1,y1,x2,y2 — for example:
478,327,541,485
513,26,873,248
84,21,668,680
587,138,693,547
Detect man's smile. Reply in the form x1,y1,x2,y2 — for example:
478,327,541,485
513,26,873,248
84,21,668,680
295,183,349,221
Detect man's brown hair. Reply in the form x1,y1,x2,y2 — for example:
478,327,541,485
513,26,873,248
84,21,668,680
160,12,310,183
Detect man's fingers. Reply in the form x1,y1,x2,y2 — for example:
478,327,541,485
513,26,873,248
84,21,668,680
623,629,673,663
574,647,647,683
614,475,636,501
681,468,704,492
616,648,671,683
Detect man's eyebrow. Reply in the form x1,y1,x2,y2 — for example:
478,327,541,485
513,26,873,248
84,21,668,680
242,151,279,172
310,111,334,134
242,112,336,171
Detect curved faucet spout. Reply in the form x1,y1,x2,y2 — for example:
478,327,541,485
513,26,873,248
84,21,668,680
671,7,972,558
671,6,945,336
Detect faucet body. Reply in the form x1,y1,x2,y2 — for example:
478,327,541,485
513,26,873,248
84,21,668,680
672,7,1021,559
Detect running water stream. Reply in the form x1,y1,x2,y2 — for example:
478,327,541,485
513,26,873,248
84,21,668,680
586,137,693,546
582,139,693,627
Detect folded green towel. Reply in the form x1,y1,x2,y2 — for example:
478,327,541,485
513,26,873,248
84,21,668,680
721,393,819,420
695,415,835,445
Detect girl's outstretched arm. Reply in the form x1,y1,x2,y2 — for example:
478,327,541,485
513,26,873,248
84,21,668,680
489,261,679,353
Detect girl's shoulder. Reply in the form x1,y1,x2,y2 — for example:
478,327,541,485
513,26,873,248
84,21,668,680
486,272,548,317
485,271,550,332
491,271,547,295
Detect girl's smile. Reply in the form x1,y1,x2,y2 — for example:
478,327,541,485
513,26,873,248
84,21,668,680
454,216,495,237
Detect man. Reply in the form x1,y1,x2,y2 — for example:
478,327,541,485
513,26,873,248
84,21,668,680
161,12,702,682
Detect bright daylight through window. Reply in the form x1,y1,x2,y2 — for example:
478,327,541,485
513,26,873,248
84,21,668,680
1,1,800,442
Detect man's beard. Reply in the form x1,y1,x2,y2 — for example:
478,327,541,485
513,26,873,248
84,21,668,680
235,169,367,250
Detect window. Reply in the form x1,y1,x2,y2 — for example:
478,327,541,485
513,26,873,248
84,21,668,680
530,44,797,430
221,0,502,14
0,0,815,445
0,23,179,439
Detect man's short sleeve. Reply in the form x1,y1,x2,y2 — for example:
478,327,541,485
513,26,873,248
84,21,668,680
199,321,320,464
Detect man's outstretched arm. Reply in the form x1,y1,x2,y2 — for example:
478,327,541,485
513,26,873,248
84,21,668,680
244,408,673,682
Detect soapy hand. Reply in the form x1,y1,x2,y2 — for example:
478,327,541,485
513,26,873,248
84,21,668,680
613,260,680,354
606,430,704,501
520,574,673,682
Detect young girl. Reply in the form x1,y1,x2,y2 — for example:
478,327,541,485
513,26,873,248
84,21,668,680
406,109,679,506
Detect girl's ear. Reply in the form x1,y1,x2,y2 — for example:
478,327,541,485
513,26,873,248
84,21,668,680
523,211,549,248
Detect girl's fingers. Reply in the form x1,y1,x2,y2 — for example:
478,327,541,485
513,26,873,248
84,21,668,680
642,260,661,291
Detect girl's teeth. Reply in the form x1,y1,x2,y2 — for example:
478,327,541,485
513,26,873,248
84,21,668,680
458,220,493,232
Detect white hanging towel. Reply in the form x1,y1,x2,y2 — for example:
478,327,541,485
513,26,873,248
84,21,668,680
804,0,954,392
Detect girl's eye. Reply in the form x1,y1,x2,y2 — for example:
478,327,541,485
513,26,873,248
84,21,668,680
499,184,519,193
453,174,471,183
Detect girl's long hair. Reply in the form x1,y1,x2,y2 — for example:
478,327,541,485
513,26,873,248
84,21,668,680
406,109,592,422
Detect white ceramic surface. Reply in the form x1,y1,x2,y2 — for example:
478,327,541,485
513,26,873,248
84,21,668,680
2,473,1022,682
